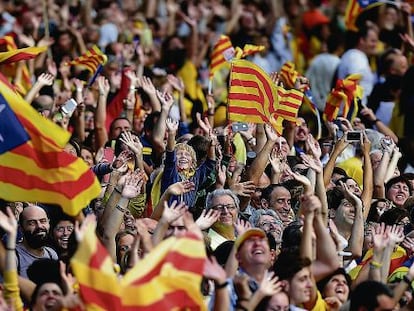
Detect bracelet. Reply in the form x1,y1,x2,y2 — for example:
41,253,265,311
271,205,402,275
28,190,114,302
403,275,412,285
370,260,383,269
115,204,127,213
5,247,15,251
76,88,83,92
129,86,136,91
373,119,380,123
247,137,254,142
99,92,105,96
214,281,228,289
238,298,248,302
207,112,215,116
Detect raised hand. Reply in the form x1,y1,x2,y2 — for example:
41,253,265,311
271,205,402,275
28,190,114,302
196,209,220,230
97,76,110,97
166,180,196,196
402,236,414,256
37,73,54,87
234,218,251,236
166,117,179,133
120,131,143,155
196,112,213,136
156,90,174,111
372,222,389,252
386,224,405,245
338,181,362,207
306,134,322,159
204,256,227,284
121,170,145,199
257,271,282,296
301,153,323,174
264,124,278,142
167,74,184,92
0,207,18,237
161,200,188,224
112,149,134,171
230,180,256,197
139,76,157,96
74,214,97,243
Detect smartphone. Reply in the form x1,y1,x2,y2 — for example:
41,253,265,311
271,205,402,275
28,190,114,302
61,98,78,117
232,122,249,132
346,131,362,142
334,119,344,140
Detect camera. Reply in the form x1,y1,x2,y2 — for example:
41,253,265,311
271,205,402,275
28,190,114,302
345,131,362,142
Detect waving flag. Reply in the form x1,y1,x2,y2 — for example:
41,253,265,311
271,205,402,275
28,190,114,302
0,46,47,64
0,36,40,95
345,0,383,31
272,86,304,132
71,222,206,310
228,59,279,125
67,45,108,73
0,73,101,216
209,35,234,78
324,74,363,122
234,44,265,59
279,61,298,89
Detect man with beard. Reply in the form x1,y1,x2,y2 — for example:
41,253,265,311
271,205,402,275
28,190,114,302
16,204,58,279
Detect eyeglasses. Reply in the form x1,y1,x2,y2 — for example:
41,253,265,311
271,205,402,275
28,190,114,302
211,204,237,212
54,225,74,233
259,221,282,229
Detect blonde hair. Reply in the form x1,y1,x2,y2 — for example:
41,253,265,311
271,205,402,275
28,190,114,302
175,143,197,176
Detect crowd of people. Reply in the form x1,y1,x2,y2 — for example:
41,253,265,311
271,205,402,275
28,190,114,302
2,0,414,310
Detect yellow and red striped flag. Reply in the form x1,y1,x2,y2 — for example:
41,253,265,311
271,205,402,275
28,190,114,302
279,61,298,89
209,35,234,78
272,86,304,133
0,73,101,216
0,46,47,64
71,222,207,310
323,74,363,122
71,222,122,310
0,36,41,95
234,44,265,59
228,59,279,125
345,0,382,31
67,45,108,73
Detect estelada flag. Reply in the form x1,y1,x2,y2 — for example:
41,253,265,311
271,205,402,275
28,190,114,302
0,73,101,216
345,0,382,31
209,35,234,78
228,59,279,125
71,221,207,310
67,45,108,73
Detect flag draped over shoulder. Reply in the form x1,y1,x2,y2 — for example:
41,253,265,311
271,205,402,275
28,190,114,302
209,35,234,78
67,45,108,73
0,73,101,216
71,223,207,310
228,59,279,125
324,73,363,122
345,0,382,31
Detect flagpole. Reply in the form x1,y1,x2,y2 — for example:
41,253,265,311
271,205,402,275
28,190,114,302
42,0,52,59
208,78,213,95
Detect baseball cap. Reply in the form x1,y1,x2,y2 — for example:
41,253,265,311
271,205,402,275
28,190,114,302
234,228,266,251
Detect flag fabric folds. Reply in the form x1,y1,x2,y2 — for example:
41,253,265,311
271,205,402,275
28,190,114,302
67,45,108,73
234,44,265,59
279,61,298,89
345,0,382,31
273,86,304,132
209,35,234,78
0,73,101,216
324,73,363,122
0,46,47,64
228,59,279,125
0,35,42,95
71,222,207,310
228,59,304,134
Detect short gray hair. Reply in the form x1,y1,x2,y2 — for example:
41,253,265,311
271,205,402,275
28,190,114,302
205,189,240,210
249,209,279,227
